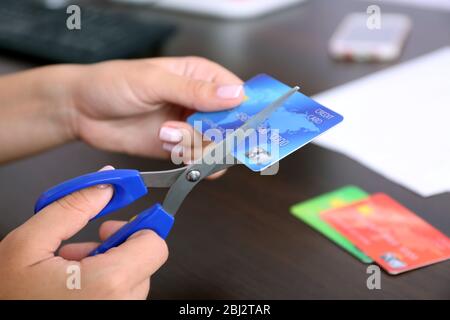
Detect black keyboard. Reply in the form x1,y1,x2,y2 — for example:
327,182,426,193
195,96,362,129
0,0,175,63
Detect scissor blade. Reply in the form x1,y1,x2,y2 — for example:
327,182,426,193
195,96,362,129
140,162,235,188
140,167,186,188
161,86,299,216
200,85,300,165
236,86,299,133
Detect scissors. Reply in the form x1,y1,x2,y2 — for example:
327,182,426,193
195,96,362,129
34,86,299,256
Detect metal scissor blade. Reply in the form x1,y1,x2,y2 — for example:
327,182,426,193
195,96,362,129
140,162,236,188
140,167,186,188
162,86,299,216
198,85,300,167
197,86,299,164
236,85,299,133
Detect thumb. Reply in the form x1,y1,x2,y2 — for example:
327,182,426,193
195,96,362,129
12,166,114,264
151,71,244,112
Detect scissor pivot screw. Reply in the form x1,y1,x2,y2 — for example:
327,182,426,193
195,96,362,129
186,170,201,182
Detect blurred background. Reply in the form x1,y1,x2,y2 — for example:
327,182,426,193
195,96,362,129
1,0,448,93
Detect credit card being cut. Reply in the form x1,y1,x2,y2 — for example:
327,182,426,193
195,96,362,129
321,193,450,274
187,74,343,171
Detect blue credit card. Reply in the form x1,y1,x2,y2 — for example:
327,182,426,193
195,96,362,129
187,74,343,171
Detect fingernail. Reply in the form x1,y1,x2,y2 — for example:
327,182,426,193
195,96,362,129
159,127,183,143
217,85,242,99
162,143,183,155
99,165,115,172
97,165,114,189
97,184,111,189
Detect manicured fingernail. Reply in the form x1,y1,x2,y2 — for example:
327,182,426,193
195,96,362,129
162,143,183,154
159,127,183,143
97,165,114,188
99,165,115,172
217,85,242,99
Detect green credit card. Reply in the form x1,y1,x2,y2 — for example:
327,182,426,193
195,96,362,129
290,185,373,263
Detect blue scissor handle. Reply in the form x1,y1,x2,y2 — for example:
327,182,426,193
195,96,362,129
89,203,174,256
34,169,148,220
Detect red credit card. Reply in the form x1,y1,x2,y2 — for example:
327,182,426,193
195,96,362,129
321,193,450,274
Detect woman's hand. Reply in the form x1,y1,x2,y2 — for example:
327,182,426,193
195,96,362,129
0,166,167,300
0,56,243,164
67,57,244,160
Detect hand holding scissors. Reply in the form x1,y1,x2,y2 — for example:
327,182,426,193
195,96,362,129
35,87,299,256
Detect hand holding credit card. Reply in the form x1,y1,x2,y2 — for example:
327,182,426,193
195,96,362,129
188,74,343,171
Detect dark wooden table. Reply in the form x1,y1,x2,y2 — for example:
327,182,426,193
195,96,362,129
0,0,449,299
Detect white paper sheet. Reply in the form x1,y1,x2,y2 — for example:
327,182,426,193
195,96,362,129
313,47,450,197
